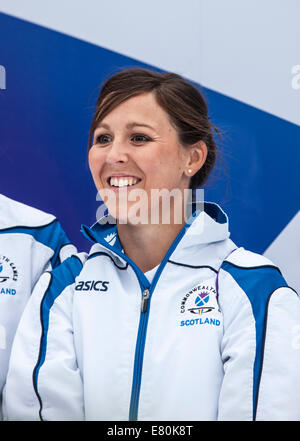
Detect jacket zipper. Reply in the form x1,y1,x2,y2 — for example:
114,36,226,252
129,287,151,421
81,220,190,421
141,288,150,313
128,228,187,420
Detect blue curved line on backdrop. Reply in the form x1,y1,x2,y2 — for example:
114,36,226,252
0,12,299,253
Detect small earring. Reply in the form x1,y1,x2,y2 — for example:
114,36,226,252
188,169,192,174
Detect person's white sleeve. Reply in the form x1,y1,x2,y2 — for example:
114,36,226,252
217,257,300,421
3,255,85,421
254,286,300,420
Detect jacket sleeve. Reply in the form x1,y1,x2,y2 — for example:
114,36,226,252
217,250,300,421
29,219,77,291
2,255,85,421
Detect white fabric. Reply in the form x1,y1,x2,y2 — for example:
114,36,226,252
3,203,300,421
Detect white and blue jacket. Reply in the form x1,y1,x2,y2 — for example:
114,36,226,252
0,194,76,405
3,202,300,421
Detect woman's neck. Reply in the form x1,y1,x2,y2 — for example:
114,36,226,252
117,221,186,273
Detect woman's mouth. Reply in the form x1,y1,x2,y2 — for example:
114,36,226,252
106,175,142,189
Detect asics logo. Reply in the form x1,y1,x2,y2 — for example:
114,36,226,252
75,280,109,292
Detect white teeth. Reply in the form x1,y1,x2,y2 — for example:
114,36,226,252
109,177,138,187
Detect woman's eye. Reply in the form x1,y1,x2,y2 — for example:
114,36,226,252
95,134,112,144
131,134,151,143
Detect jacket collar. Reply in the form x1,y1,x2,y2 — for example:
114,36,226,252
81,201,230,257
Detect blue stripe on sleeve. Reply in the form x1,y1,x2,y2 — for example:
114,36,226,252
221,262,287,420
32,255,83,419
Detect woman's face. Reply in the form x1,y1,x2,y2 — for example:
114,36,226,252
89,92,192,224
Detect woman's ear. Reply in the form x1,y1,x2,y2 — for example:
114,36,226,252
184,141,208,177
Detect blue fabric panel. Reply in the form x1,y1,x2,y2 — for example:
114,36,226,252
222,261,287,419
33,255,83,396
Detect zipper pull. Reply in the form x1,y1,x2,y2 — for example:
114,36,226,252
141,289,150,313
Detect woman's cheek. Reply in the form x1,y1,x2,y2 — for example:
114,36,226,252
88,149,104,188
89,148,102,171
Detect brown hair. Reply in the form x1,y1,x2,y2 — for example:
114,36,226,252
88,68,220,189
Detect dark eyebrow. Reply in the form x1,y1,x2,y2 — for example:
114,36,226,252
95,122,156,131
126,122,156,131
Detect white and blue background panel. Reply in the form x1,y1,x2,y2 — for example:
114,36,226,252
0,0,299,291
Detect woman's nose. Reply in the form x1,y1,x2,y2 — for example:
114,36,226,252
105,140,128,165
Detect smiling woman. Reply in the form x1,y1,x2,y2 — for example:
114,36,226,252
3,68,300,422
88,91,206,260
